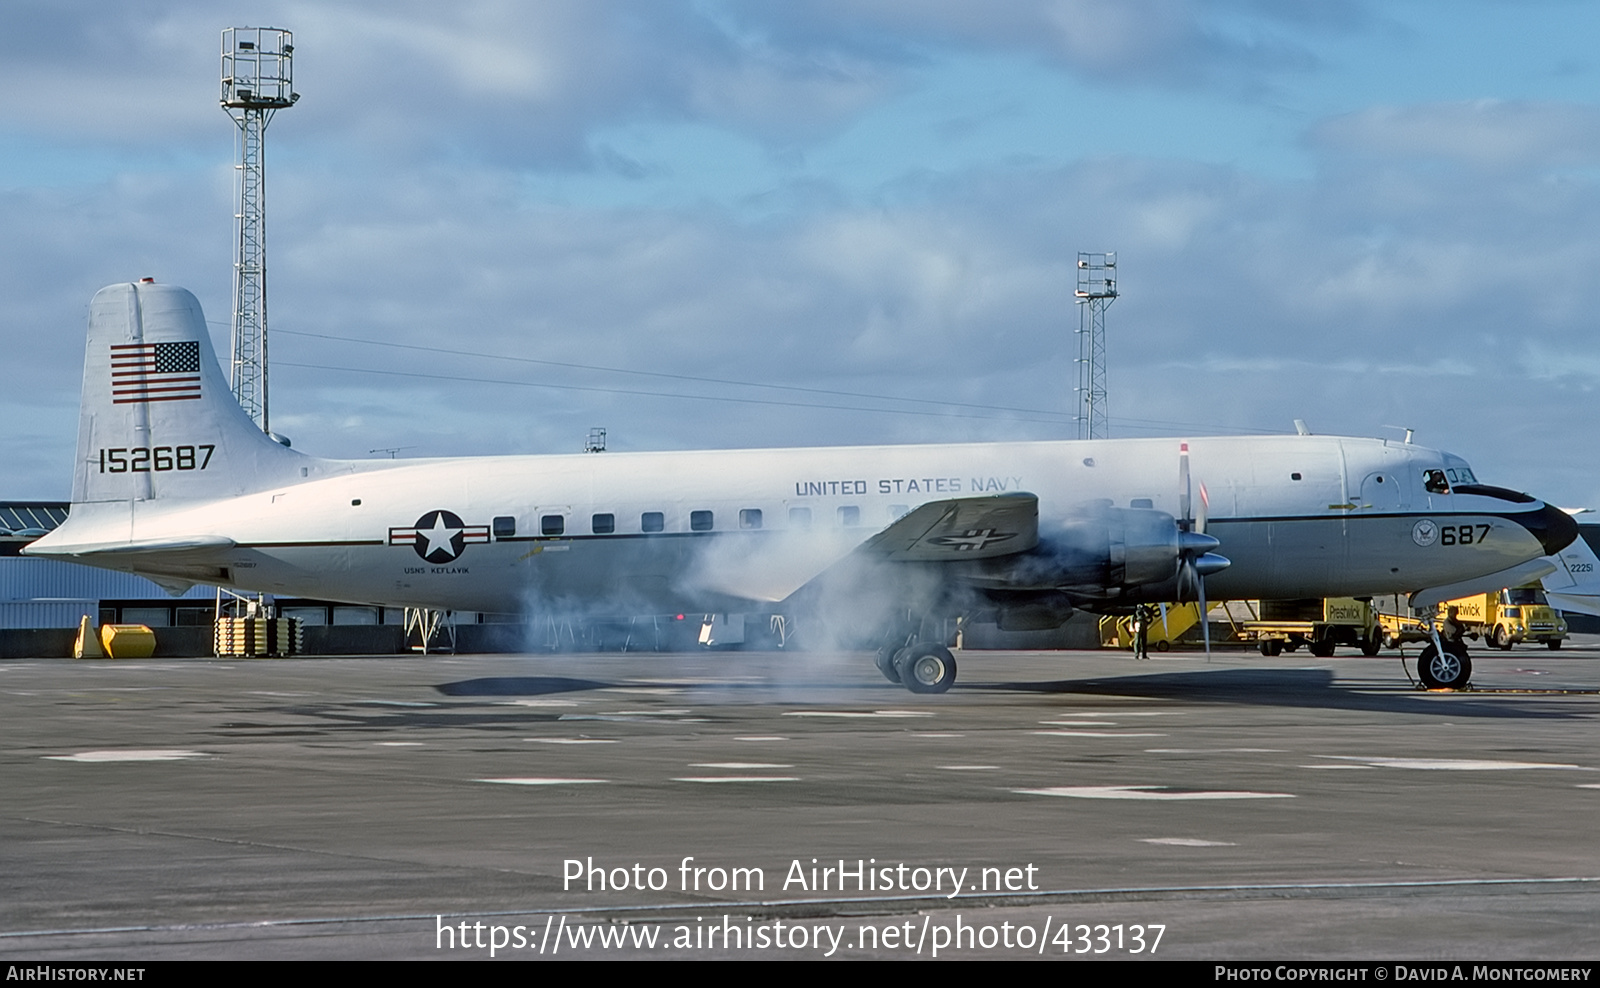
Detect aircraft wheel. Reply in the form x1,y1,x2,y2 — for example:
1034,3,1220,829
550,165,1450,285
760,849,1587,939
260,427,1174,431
1308,639,1336,658
897,644,956,694
876,646,907,684
1258,639,1283,657
1492,625,1512,650
1361,633,1382,656
1547,639,1563,651
1417,643,1472,690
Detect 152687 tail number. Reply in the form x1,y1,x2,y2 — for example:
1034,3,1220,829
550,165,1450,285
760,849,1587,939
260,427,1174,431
99,445,215,473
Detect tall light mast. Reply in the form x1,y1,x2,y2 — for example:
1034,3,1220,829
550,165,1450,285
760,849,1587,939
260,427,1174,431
221,27,298,434
1074,251,1117,440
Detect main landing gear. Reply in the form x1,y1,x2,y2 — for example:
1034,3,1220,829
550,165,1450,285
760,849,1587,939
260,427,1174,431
1416,639,1472,690
874,639,958,694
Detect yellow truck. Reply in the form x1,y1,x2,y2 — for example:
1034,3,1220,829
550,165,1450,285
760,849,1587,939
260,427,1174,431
1244,597,1382,657
1441,585,1568,650
1375,608,1429,649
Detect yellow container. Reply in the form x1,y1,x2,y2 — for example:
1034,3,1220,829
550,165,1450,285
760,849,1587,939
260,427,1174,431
99,624,157,658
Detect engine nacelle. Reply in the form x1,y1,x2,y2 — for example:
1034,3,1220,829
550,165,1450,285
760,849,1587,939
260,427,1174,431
963,504,1216,601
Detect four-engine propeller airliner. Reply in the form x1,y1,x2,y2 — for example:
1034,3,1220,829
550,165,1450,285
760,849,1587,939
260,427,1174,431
25,281,1579,692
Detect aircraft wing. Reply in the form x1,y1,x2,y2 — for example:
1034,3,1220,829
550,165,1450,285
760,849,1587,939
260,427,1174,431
857,493,1038,561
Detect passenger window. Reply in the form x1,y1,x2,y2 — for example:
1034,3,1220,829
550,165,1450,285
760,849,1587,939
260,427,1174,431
838,505,860,526
591,513,615,535
492,516,516,538
789,506,812,528
641,511,664,533
1423,469,1450,495
541,515,565,536
1130,498,1153,509
739,509,762,529
691,510,714,532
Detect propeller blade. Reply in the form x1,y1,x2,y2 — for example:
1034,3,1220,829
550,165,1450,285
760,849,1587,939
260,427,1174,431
1178,442,1191,527
1197,481,1209,536
1198,569,1211,658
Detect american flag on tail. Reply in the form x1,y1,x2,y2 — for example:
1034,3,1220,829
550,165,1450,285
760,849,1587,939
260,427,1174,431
110,341,202,404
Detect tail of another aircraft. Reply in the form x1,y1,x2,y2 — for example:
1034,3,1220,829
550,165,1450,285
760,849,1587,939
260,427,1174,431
1544,526,1600,618
70,281,309,505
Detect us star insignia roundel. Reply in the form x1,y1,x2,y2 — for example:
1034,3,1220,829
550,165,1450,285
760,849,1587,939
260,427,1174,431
389,510,491,563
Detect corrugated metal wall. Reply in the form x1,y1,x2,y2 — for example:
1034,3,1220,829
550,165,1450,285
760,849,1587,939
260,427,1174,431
0,557,215,611
0,600,97,630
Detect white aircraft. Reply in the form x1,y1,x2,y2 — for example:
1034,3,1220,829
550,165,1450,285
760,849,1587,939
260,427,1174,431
26,281,1580,692
1543,530,1600,618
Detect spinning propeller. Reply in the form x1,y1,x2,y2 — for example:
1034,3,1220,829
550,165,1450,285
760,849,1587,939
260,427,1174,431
1177,442,1231,653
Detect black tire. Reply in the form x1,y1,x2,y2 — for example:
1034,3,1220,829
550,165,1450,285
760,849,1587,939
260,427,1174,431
1258,639,1283,657
1361,633,1382,657
897,644,956,694
1492,625,1512,650
1547,639,1563,651
874,646,904,684
1154,640,1170,652
1308,639,1336,658
1417,643,1472,690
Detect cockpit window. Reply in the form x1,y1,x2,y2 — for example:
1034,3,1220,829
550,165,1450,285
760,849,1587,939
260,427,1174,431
1423,469,1451,495
1444,467,1477,484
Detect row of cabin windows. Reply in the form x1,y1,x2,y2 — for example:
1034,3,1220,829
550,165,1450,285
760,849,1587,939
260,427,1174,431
490,504,894,538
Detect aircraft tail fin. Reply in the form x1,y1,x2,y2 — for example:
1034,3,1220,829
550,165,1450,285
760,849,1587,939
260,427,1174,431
70,281,309,504
1543,531,1600,618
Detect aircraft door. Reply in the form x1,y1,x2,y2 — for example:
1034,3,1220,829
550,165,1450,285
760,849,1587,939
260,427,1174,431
1358,470,1407,511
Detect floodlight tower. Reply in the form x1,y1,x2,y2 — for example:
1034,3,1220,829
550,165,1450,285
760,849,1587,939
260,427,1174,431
221,27,298,434
1074,251,1117,440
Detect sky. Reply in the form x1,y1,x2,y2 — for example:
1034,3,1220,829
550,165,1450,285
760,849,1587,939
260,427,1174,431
2,0,1597,510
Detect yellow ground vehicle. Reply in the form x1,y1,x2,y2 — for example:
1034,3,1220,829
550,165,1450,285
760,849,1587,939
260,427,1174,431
1099,603,1205,651
1442,585,1568,650
1375,608,1430,649
1244,597,1381,657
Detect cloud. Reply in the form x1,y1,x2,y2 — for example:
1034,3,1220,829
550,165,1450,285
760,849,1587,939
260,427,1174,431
727,0,1365,90
0,1,902,161
0,0,1369,164
4,3,1599,518
1312,100,1600,172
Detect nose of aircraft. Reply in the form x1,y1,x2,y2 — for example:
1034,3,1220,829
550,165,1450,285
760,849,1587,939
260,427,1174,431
1521,501,1580,556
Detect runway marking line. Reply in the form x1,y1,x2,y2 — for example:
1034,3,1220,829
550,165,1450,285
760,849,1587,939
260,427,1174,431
45,750,210,762
689,762,792,769
1316,755,1587,771
476,777,609,785
673,776,800,783
1017,785,1293,801
783,710,934,719
1032,730,1167,738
